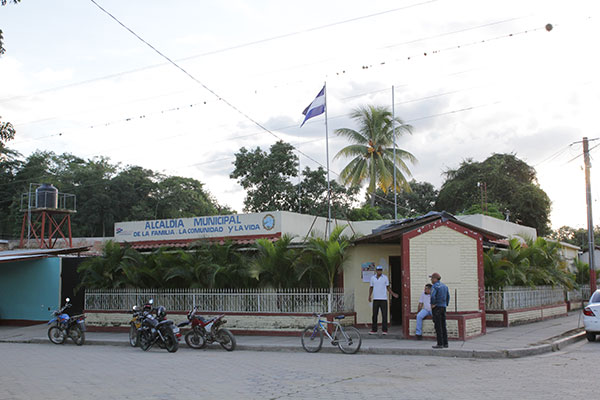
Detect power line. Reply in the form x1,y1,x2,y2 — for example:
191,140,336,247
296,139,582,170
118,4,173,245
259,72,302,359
0,97,504,191
88,0,329,176
0,0,439,105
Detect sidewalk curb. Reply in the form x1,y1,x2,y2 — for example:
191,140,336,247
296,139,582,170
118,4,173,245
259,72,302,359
0,330,586,358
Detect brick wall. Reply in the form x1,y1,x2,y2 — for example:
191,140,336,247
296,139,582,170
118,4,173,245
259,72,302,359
465,317,482,337
409,226,479,312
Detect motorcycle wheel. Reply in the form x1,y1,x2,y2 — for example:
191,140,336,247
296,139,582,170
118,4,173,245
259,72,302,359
48,326,66,344
69,326,86,346
164,330,179,353
185,330,205,349
139,331,152,351
216,328,236,351
129,323,139,347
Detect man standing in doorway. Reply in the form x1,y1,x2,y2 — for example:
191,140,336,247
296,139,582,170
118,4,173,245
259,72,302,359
430,272,449,348
368,265,399,335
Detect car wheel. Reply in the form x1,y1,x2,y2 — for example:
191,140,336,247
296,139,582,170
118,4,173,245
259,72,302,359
586,332,596,342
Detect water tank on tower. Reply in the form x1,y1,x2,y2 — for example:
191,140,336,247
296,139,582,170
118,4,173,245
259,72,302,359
35,183,58,209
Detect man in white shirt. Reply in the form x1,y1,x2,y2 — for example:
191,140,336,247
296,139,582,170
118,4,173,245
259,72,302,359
415,283,432,340
368,265,399,335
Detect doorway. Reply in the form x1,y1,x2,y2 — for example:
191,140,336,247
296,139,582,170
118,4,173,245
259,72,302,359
390,256,402,325
60,257,86,315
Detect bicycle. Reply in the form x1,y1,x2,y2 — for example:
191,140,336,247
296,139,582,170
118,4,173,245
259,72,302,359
301,313,362,354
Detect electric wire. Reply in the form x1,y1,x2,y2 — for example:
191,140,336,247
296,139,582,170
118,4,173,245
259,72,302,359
0,0,440,105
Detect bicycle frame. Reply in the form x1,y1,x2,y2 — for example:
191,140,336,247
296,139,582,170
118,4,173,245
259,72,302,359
311,316,348,342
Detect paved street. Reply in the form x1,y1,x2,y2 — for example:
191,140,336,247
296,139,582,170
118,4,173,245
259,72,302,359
1,339,597,399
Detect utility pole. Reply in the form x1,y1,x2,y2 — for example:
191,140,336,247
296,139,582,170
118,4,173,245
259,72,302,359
583,137,597,292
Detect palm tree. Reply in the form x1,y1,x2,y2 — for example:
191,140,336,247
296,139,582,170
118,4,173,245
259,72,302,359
334,105,416,205
252,235,300,289
77,241,143,289
300,225,351,291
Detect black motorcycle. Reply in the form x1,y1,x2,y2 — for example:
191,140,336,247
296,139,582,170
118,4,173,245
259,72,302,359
138,305,180,353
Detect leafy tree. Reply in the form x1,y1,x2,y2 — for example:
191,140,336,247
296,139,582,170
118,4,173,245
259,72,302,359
1,1,20,143
463,203,505,220
0,148,21,238
231,141,298,212
231,141,358,217
0,151,228,238
334,105,416,206
0,1,20,56
371,180,438,219
436,153,552,236
155,176,223,219
550,225,600,251
347,204,383,221
294,166,359,219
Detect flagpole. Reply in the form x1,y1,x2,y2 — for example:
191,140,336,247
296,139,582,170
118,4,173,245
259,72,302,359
324,81,331,238
392,85,398,221
298,153,302,214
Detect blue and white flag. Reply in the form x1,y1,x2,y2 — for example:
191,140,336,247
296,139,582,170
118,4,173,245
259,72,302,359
300,85,326,127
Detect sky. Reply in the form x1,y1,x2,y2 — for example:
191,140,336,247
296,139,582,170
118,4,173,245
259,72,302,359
1,0,599,230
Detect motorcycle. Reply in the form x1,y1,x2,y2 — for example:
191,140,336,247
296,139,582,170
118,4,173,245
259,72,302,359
47,297,86,346
138,304,181,352
178,307,236,351
129,299,154,347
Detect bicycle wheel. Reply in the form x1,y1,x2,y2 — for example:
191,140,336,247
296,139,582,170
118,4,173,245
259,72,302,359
301,326,323,353
336,326,361,354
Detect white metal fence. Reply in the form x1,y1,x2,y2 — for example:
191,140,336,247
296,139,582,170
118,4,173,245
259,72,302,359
567,286,591,303
485,286,567,311
85,288,354,314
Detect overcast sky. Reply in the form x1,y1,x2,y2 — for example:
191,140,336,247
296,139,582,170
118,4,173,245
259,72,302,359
1,0,599,230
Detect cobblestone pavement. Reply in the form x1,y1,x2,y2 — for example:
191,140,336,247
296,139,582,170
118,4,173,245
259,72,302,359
0,339,597,400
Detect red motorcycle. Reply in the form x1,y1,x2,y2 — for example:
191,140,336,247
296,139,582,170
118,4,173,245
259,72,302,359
178,307,236,351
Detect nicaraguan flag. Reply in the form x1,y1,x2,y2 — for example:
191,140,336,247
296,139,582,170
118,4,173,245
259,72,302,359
301,86,326,127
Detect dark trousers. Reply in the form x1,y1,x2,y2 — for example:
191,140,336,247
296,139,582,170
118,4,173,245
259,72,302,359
432,306,448,346
372,300,388,332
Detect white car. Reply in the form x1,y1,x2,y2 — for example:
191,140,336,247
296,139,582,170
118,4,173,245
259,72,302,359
583,289,600,342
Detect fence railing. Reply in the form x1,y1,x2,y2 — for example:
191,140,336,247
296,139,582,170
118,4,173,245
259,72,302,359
84,288,354,314
485,286,565,311
566,286,591,303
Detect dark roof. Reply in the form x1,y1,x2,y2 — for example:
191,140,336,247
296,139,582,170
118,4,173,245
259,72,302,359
0,246,90,264
354,211,505,245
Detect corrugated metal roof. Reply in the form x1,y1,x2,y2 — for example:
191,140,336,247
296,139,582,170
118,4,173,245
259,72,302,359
0,246,90,264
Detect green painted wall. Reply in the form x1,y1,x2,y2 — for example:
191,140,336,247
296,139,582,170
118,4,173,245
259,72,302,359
0,257,61,321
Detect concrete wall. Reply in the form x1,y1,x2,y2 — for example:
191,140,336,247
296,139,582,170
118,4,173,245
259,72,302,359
85,311,355,334
581,249,600,270
485,303,568,327
456,214,537,240
344,244,401,325
409,226,479,313
0,257,61,321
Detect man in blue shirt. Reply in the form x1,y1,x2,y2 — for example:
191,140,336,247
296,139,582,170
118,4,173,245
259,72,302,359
429,272,450,348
